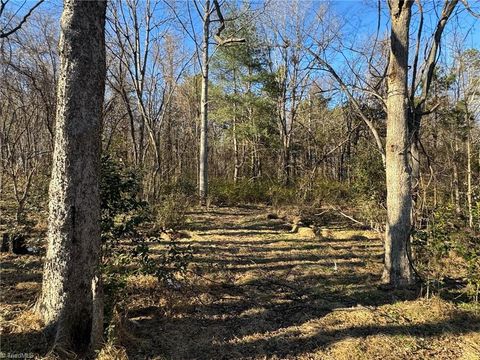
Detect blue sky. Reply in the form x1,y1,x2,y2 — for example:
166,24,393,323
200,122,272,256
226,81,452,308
4,0,479,49
331,0,479,50
3,0,479,78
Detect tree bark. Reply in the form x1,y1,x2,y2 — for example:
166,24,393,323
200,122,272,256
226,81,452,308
282,138,291,186
382,0,415,288
36,0,106,356
466,113,473,227
199,0,210,205
453,135,461,214
233,69,240,183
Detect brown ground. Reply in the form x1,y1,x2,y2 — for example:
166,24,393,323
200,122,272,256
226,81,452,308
1,206,479,359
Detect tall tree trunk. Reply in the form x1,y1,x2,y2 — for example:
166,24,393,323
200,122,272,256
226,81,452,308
233,69,240,183
233,116,239,183
453,135,461,214
466,113,473,227
410,131,421,201
382,0,415,288
282,137,291,186
199,0,210,205
37,0,106,355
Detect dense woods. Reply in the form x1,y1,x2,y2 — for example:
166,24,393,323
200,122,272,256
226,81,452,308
0,0,479,359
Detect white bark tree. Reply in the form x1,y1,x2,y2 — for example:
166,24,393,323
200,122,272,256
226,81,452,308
198,0,211,205
182,0,244,205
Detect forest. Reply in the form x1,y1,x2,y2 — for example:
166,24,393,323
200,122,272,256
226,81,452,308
0,0,479,359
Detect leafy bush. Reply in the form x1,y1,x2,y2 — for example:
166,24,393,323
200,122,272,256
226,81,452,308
157,179,197,198
209,179,272,205
100,155,147,247
304,179,351,206
455,232,480,302
134,237,193,283
152,193,191,230
209,178,352,208
100,156,193,337
351,148,386,203
412,205,480,301
267,183,297,207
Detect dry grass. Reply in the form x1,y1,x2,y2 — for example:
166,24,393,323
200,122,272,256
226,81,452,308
1,205,479,359
97,345,129,360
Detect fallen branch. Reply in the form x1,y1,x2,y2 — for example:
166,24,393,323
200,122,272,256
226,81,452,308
332,207,365,226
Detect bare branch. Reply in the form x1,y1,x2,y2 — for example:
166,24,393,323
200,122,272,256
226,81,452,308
212,0,245,46
460,0,480,18
0,0,44,39
416,0,459,110
308,48,386,166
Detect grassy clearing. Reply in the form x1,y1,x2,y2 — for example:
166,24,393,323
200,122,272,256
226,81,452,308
1,206,479,359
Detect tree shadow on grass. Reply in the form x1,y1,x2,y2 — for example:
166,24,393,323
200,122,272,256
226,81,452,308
212,313,480,359
123,273,480,359
121,207,480,359
0,255,42,307
186,219,291,232
2,207,476,359
0,256,46,357
122,278,479,360
0,329,49,357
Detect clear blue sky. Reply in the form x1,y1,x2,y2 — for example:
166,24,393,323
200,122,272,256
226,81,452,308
5,0,479,46
4,0,479,70
332,0,479,50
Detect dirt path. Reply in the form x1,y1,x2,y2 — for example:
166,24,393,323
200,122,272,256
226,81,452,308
121,206,480,360
1,206,479,359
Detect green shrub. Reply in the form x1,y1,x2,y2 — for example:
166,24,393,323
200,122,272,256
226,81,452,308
209,178,352,207
308,179,351,205
134,237,193,283
100,155,147,247
351,149,386,203
413,205,480,301
267,183,297,207
157,179,197,197
100,156,193,337
209,179,272,205
152,193,191,230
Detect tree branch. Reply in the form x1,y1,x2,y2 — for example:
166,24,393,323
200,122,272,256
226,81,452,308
212,0,245,46
308,48,386,166
0,0,44,39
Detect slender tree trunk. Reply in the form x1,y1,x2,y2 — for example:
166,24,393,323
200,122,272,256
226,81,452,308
282,137,291,186
233,70,240,183
382,0,415,288
466,113,473,227
199,0,210,205
453,136,461,214
37,0,106,356
233,117,239,183
410,131,421,201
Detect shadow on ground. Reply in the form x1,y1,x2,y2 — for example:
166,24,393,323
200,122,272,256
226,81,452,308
1,206,479,359
119,207,479,360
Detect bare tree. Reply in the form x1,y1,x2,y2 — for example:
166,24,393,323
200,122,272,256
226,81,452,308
456,48,480,228
308,0,470,288
260,0,322,185
108,0,189,200
0,13,57,223
167,0,245,204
